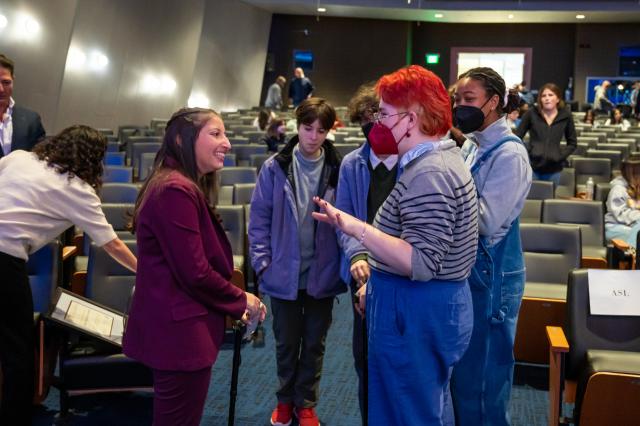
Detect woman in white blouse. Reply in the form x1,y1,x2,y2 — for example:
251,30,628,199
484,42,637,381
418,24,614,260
0,125,136,425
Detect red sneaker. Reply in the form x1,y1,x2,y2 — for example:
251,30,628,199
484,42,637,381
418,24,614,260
270,402,293,426
294,407,320,426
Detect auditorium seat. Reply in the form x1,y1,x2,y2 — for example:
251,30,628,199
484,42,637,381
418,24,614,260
520,199,542,223
224,153,237,167
138,152,156,181
101,183,139,204
230,137,250,146
218,185,233,205
232,145,267,166
233,183,255,205
586,149,622,171
572,157,611,185
104,166,133,183
55,241,153,416
105,152,125,166
102,203,135,241
131,143,161,177
596,142,630,159
594,182,612,203
555,167,576,198
97,128,113,136
580,131,607,144
547,270,640,426
514,224,581,363
527,180,554,200
216,205,246,274
577,136,598,149
243,131,265,144
542,199,607,264
335,143,360,158
250,153,271,172
219,167,257,186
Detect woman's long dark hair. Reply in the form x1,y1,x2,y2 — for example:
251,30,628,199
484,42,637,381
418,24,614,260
33,125,106,191
131,107,220,231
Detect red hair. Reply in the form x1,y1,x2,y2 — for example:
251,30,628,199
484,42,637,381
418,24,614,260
375,65,452,137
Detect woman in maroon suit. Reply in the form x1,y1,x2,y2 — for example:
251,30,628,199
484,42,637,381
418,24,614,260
123,107,265,426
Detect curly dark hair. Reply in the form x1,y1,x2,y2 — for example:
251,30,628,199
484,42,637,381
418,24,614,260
32,125,106,190
347,82,379,124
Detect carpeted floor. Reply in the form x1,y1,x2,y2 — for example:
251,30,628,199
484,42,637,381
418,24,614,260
34,293,553,425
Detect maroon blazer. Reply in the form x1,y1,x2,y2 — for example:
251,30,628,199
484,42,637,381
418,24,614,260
123,169,246,371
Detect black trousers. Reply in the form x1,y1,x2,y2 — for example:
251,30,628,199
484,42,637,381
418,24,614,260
270,290,334,408
0,251,34,426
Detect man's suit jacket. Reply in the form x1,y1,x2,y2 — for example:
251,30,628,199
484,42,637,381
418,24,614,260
1,105,46,158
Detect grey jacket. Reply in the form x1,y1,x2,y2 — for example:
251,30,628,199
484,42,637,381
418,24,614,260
248,136,346,300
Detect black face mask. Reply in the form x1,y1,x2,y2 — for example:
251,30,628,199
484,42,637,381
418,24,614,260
452,98,491,134
361,121,374,140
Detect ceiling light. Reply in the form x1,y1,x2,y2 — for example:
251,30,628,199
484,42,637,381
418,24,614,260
66,47,86,70
0,14,8,29
617,84,625,91
317,7,326,13
88,51,109,70
188,93,210,108
576,14,586,20
23,16,40,34
160,76,177,93
434,13,444,19
508,14,514,19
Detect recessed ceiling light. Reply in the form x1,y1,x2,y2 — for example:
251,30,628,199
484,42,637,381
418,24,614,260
508,14,514,19
434,13,444,18
317,7,326,13
0,14,8,29
576,14,586,20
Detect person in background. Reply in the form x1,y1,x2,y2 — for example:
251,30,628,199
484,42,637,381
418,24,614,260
253,109,274,132
451,67,532,426
249,98,345,426
288,67,314,108
0,125,137,425
583,107,596,126
123,108,265,426
506,108,520,130
515,82,577,186
605,159,640,248
593,80,614,113
266,76,287,110
605,107,631,131
334,82,398,424
315,65,477,426
0,53,46,158
261,118,286,153
631,81,640,119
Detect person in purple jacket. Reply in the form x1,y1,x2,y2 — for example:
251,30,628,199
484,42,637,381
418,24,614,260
249,98,346,426
123,107,265,426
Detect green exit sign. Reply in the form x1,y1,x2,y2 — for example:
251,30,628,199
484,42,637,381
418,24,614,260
425,53,440,65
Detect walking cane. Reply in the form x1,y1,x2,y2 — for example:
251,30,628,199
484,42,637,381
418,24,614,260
228,320,244,426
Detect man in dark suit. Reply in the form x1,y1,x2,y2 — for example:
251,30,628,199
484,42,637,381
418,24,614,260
0,54,45,158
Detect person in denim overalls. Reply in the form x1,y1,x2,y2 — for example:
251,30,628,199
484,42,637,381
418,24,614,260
450,67,532,426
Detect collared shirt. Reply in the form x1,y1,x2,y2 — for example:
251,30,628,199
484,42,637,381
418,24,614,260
398,140,447,175
0,97,15,155
369,149,398,171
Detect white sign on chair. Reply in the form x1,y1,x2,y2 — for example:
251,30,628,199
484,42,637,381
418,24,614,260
588,269,640,316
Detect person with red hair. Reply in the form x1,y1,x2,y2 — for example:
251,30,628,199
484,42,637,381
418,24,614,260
312,65,478,425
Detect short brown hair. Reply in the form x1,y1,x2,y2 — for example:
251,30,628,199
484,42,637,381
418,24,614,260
295,97,336,131
0,54,14,77
537,83,565,110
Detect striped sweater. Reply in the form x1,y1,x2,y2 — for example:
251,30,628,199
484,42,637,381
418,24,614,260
370,140,479,282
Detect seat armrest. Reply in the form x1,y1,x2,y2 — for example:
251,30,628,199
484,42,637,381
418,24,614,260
611,238,631,252
62,246,78,262
547,326,569,426
73,234,85,256
581,256,608,269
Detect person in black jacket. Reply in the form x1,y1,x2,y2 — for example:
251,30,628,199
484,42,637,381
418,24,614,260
515,82,577,186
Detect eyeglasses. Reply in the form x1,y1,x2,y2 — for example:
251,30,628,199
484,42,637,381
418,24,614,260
373,111,408,123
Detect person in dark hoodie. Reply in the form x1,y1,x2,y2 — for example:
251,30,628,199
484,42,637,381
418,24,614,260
515,82,577,186
249,97,345,426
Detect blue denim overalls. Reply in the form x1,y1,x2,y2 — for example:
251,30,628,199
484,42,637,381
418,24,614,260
450,136,526,426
